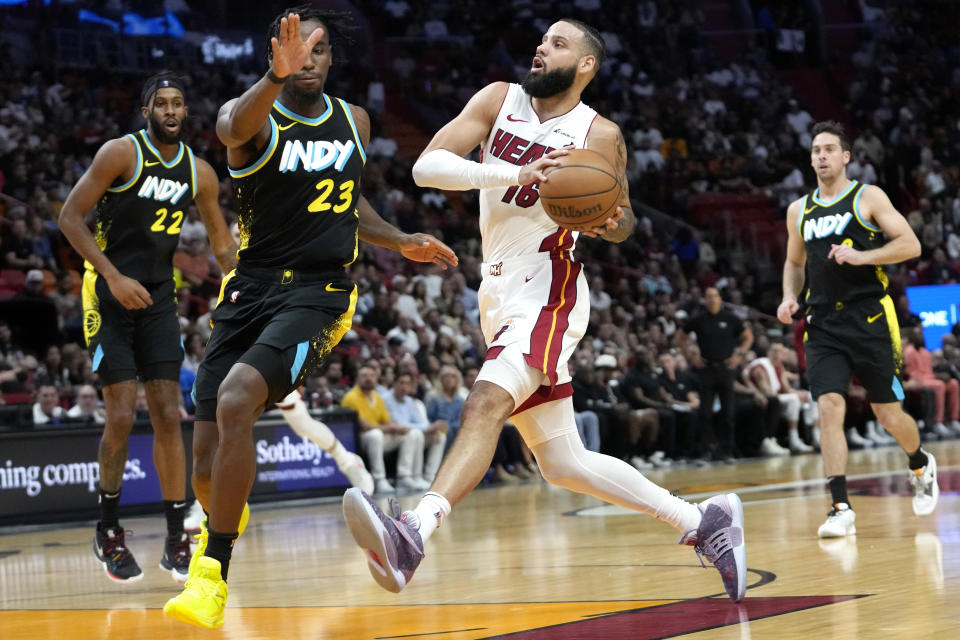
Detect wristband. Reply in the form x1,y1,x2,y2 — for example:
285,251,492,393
266,68,286,84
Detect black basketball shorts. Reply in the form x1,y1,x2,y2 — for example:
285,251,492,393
804,295,905,404
192,267,356,422
81,271,183,386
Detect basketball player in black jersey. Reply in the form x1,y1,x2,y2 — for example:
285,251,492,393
777,121,939,538
58,72,236,583
163,8,456,628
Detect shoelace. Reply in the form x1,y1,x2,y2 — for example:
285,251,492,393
168,536,191,562
690,527,732,569
103,529,135,563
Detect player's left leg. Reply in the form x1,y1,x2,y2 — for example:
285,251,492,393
872,401,938,516
278,390,373,494
514,398,746,602
143,374,191,582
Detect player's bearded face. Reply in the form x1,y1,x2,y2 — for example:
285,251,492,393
522,62,577,98
149,111,181,145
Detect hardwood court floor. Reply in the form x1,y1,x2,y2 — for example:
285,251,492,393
2,441,958,639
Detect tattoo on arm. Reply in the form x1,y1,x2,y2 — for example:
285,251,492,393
614,129,627,174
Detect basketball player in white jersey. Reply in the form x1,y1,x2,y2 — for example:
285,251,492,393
342,18,747,602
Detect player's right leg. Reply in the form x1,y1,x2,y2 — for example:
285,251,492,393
95,380,142,582
84,269,144,581
342,380,514,592
805,322,858,538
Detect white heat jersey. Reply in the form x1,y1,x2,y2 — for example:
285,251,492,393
478,83,598,261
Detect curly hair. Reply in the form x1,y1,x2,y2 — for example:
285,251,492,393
265,5,356,61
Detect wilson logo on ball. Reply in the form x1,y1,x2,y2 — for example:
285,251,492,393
545,202,603,218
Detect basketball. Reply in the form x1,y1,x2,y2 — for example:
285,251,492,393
539,149,622,230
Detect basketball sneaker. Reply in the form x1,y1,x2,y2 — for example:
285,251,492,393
678,493,746,602
339,451,375,495
163,556,228,629
94,522,143,582
342,488,423,593
910,451,939,516
817,503,856,537
160,532,192,583
188,502,250,578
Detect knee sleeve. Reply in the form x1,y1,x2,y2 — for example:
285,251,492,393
511,397,579,448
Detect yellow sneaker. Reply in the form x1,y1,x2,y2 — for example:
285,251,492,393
163,556,228,628
188,502,249,577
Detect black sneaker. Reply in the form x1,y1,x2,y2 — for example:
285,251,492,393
94,522,143,582
160,532,193,583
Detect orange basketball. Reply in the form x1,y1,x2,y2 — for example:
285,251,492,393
539,149,622,230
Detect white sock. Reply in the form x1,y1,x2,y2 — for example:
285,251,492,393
407,492,451,543
327,440,354,470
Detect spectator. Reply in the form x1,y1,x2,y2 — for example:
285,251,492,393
903,329,960,438
383,370,446,485
66,384,106,424
683,287,753,459
31,384,64,425
425,364,465,449
341,365,425,494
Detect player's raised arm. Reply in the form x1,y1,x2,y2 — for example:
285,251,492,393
582,116,635,242
58,137,153,309
217,13,324,149
412,82,567,190
778,198,807,324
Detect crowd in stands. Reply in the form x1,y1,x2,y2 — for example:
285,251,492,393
2,0,960,487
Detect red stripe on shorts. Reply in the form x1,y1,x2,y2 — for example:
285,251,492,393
512,382,574,416
523,255,581,386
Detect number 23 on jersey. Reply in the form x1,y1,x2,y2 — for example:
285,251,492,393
308,178,355,214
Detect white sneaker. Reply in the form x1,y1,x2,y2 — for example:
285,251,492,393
789,432,814,453
933,422,954,439
374,478,396,495
950,420,960,437
818,503,856,538
760,437,790,457
867,421,897,445
339,452,375,495
846,427,873,449
396,476,429,491
630,456,654,470
910,451,939,516
183,500,205,534
811,427,821,449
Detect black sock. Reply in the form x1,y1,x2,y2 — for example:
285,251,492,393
98,486,121,530
204,528,238,580
827,475,849,507
907,446,928,471
164,500,187,538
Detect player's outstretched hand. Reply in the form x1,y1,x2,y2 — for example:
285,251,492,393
400,233,459,270
518,149,568,185
107,273,153,310
578,206,625,238
269,13,325,79
777,298,799,325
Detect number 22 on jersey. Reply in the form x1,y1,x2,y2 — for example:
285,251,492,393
151,207,183,235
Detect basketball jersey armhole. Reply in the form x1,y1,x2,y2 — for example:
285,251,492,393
228,115,279,178
106,134,143,193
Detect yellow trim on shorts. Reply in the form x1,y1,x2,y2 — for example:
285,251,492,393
879,294,902,373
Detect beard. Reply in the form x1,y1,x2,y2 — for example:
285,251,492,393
521,63,577,98
149,114,181,145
